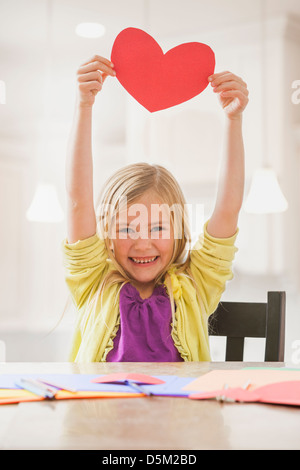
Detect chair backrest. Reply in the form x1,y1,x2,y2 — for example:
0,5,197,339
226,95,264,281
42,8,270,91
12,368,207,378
208,291,286,361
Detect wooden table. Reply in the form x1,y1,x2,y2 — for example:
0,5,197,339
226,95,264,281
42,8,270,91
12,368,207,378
0,361,299,450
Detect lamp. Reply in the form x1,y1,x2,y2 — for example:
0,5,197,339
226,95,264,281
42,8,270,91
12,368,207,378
244,0,288,215
26,183,64,223
245,166,288,214
75,22,106,38
26,181,64,223
244,168,288,214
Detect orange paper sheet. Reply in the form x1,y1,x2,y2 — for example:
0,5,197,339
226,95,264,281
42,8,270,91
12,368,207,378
0,389,141,405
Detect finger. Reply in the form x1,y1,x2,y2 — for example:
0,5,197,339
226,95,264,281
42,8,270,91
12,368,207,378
77,71,103,83
210,72,246,88
220,89,249,105
208,71,231,82
213,80,249,95
78,61,115,77
78,80,103,94
209,70,231,78
80,54,114,68
78,60,115,77
209,71,239,82
212,74,246,89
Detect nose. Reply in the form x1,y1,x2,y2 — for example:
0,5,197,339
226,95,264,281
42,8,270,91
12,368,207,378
133,230,153,250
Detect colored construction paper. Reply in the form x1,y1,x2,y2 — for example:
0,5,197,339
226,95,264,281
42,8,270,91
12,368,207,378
189,381,300,407
0,374,193,399
91,374,193,396
0,374,110,391
52,390,141,400
111,27,215,112
145,376,192,397
189,387,260,402
0,388,44,402
0,373,137,392
0,394,44,405
0,375,192,405
254,380,300,406
183,368,300,392
0,388,140,405
92,373,165,385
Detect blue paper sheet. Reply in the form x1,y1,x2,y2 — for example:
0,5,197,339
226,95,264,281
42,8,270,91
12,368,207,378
0,374,193,397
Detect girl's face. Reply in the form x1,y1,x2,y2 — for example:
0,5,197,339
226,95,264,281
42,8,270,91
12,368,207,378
110,191,175,297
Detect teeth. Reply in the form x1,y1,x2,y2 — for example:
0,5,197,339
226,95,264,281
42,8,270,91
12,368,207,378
131,256,157,264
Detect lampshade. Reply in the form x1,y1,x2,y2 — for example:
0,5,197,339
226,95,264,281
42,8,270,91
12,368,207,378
244,168,288,214
26,183,64,223
75,22,106,38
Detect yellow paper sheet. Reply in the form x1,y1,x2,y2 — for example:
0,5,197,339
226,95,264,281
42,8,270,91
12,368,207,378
0,388,141,405
183,369,300,392
0,389,37,398
54,390,141,400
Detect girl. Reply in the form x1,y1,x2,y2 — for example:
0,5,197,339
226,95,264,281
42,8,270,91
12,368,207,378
63,55,249,362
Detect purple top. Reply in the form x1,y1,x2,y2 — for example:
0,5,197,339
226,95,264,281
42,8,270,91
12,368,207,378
106,282,183,362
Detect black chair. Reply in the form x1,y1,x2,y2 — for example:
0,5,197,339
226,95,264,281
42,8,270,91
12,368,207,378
208,291,286,361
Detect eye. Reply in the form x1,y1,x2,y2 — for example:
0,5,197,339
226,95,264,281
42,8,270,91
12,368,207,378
151,225,163,232
119,227,134,233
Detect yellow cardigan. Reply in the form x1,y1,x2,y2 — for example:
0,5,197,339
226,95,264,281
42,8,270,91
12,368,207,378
62,222,238,362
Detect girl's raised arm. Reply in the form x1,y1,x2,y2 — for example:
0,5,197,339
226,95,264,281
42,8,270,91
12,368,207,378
206,71,249,239
65,55,115,244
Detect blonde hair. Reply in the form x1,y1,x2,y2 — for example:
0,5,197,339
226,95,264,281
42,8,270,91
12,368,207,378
87,162,195,326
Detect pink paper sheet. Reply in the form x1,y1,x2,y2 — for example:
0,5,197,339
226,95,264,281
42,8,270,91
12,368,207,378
183,369,300,392
189,381,300,407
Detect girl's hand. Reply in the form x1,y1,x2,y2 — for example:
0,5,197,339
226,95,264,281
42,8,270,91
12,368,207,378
209,71,249,120
76,55,116,107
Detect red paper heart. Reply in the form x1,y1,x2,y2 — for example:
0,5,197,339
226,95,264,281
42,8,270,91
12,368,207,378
111,27,215,112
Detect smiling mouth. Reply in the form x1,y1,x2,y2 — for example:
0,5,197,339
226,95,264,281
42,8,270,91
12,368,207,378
129,256,159,265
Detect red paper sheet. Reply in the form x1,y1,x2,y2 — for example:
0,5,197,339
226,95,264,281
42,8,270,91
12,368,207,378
189,381,300,407
111,27,215,112
92,373,165,385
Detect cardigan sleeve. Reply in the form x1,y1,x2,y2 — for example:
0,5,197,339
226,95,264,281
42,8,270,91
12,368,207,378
62,233,109,309
189,221,238,316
